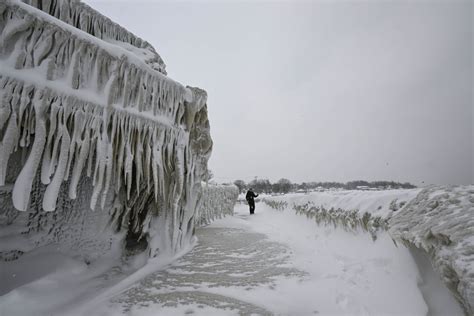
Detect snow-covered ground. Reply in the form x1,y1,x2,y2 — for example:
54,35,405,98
2,193,464,315
90,201,464,315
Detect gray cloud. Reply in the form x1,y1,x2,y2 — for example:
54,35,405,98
86,0,473,185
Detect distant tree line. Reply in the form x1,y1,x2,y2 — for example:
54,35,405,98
233,179,416,194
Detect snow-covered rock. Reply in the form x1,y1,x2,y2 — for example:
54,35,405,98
389,185,474,315
0,0,213,263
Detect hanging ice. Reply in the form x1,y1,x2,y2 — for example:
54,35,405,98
0,0,225,258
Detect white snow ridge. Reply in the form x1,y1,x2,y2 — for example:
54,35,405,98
263,187,473,315
389,185,474,315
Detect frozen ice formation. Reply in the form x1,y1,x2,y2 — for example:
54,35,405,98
389,185,474,315
0,0,235,261
195,183,239,227
20,0,167,74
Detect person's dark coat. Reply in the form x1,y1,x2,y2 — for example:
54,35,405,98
246,190,258,203
246,189,258,214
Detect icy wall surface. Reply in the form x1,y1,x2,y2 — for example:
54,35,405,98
195,183,238,227
20,0,167,74
0,0,212,261
389,185,474,315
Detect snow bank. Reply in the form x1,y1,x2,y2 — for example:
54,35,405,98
263,187,473,314
195,183,238,227
389,185,474,315
0,0,213,266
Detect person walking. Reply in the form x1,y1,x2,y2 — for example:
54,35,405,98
245,188,259,215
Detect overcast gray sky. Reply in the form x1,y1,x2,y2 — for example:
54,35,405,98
86,0,472,185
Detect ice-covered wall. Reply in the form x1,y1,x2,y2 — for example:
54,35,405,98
389,185,474,315
195,183,238,227
0,0,212,261
19,0,167,74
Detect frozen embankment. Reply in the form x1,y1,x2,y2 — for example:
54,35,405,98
263,186,473,315
389,186,474,315
0,0,239,305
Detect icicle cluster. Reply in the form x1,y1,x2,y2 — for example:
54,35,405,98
0,0,213,256
20,0,167,74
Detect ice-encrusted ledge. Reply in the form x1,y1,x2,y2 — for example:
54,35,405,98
0,0,213,261
20,0,167,74
389,185,474,315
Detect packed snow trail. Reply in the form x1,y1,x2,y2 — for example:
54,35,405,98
86,202,463,316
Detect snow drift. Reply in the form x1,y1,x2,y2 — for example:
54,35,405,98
263,187,473,314
389,185,474,315
0,0,219,265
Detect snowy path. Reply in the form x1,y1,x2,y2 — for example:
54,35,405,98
90,203,463,316
107,227,302,315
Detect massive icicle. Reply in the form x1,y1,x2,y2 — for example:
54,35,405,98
0,0,214,259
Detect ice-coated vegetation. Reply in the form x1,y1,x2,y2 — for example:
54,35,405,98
262,189,418,240
264,199,389,241
0,0,219,265
260,198,288,211
389,185,474,315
